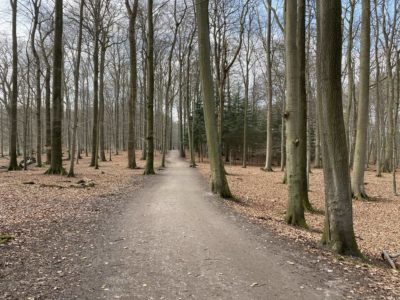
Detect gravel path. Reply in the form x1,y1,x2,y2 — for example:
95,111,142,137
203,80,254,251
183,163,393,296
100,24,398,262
67,151,349,299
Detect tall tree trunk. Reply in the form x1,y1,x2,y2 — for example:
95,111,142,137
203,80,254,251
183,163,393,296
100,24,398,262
382,0,396,172
344,0,355,164
126,0,139,169
65,84,71,160
242,37,250,169
45,0,65,174
195,0,231,198
280,93,286,171
297,0,312,211
161,0,184,167
264,0,273,171
351,0,370,200
114,80,119,155
68,0,84,177
144,0,155,175
349,83,357,167
318,0,360,256
99,34,107,162
186,31,196,167
31,0,42,167
374,0,382,177
314,25,322,169
393,51,400,194
24,59,31,170
285,0,307,227
85,73,89,156
140,20,147,160
178,41,185,158
0,104,3,157
90,21,100,167
384,66,395,172
44,65,51,164
8,0,19,171
121,70,127,151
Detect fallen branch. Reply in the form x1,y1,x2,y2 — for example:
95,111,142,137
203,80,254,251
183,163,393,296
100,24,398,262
39,180,95,189
381,250,400,269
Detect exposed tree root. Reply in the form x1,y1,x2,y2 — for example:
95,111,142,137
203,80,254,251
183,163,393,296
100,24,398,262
285,214,308,229
143,169,156,175
44,167,67,175
8,165,21,171
352,191,369,201
67,171,75,178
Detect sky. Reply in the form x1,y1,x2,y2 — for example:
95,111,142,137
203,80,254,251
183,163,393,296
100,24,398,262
0,0,31,39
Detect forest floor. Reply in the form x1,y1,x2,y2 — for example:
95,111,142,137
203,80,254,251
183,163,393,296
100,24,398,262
0,150,159,299
0,150,156,245
197,161,400,298
0,150,399,299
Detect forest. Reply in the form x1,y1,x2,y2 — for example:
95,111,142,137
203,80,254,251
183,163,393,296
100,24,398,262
0,0,400,298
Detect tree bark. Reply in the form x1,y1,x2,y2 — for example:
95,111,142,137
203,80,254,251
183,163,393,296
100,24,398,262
285,0,307,227
45,0,65,174
195,0,231,198
8,0,19,171
90,17,100,167
126,0,139,169
44,64,51,164
31,0,42,167
242,22,251,169
264,0,273,171
186,30,196,168
99,33,107,162
297,0,312,211
318,0,360,256
351,0,370,200
178,40,185,158
68,0,84,177
144,0,155,175
374,0,382,177
382,0,397,173
161,0,184,168
344,0,355,164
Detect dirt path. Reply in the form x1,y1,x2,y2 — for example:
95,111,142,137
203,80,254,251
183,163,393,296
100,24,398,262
62,151,355,299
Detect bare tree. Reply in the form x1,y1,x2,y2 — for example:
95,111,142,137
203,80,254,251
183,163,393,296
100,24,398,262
144,0,155,175
126,0,139,169
8,0,20,171
30,0,43,167
161,0,186,168
68,0,85,177
351,0,371,200
318,0,360,256
195,0,231,198
285,0,307,227
45,0,65,174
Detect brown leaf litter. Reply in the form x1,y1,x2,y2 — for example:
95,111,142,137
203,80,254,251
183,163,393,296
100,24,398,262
197,161,400,299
